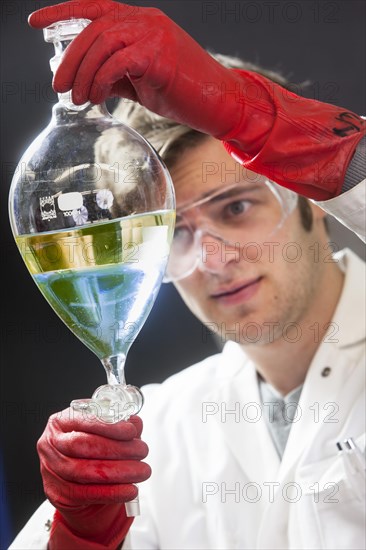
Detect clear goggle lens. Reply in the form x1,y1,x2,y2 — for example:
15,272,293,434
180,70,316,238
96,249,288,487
163,179,297,283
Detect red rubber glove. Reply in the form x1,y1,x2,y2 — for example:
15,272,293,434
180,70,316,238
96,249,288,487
37,408,151,550
29,0,366,200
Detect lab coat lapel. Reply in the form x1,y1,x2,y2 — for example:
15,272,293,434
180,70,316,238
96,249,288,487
208,342,280,485
277,343,353,479
257,348,362,549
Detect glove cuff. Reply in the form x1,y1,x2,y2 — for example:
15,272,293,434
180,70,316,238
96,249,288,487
49,508,133,550
222,70,366,200
214,69,275,154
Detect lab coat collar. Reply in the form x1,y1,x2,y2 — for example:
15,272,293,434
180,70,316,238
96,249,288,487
330,248,365,348
215,339,249,379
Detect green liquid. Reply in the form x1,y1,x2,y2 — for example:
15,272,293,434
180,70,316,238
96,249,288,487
16,211,174,358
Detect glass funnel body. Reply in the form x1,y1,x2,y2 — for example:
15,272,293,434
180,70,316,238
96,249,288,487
9,19,175,391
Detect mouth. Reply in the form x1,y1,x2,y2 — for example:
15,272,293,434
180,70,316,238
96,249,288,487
210,277,263,305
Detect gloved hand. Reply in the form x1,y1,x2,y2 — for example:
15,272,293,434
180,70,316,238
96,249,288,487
29,0,365,200
37,408,151,550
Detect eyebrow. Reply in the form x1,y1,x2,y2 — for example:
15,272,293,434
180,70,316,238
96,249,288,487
177,183,262,212
209,185,261,203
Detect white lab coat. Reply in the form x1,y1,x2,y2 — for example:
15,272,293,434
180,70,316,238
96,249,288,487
9,180,366,550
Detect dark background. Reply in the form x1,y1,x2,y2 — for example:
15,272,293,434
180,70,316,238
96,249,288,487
1,0,365,544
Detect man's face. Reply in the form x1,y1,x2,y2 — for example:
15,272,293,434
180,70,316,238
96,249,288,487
169,137,329,345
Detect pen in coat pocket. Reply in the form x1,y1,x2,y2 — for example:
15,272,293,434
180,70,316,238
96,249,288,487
336,439,365,501
344,438,366,475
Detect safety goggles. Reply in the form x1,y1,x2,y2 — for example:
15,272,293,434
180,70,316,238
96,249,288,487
163,180,297,283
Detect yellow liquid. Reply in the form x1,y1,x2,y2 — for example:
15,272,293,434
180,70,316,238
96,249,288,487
16,211,175,358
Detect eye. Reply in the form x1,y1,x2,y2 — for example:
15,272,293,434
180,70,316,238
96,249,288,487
225,200,249,217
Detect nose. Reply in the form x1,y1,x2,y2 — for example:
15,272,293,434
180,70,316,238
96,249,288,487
196,229,240,275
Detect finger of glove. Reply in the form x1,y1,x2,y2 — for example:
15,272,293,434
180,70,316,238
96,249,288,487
128,416,143,438
89,46,150,104
39,428,150,484
52,430,149,460
42,464,140,506
41,442,151,483
48,408,139,440
71,28,128,104
52,17,117,93
28,0,114,29
46,411,145,456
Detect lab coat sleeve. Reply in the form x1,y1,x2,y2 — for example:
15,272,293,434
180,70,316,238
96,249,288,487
8,500,54,550
315,178,366,242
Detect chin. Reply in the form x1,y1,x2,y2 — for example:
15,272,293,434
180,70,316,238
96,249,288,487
204,309,282,345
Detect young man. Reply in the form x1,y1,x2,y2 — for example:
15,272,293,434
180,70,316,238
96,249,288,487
10,1,365,548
